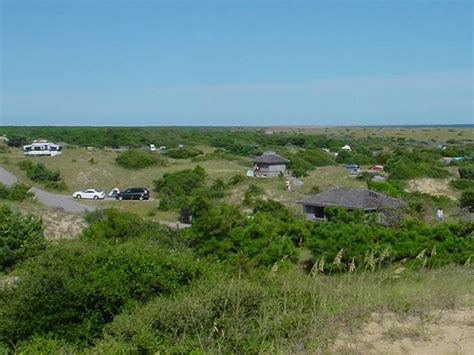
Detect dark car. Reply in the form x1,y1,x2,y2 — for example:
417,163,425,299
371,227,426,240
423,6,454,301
116,187,150,201
344,163,360,169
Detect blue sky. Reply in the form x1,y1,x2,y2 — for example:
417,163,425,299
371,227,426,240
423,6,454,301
1,0,472,126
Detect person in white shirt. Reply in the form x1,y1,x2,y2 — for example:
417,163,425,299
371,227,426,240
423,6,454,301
436,208,444,221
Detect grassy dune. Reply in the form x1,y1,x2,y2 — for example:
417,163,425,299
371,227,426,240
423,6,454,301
90,265,474,353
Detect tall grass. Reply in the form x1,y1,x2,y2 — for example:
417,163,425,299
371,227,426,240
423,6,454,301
89,264,473,354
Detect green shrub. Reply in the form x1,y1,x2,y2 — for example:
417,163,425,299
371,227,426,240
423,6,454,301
366,179,405,197
185,204,299,267
243,184,264,206
98,272,270,353
6,134,28,147
18,161,66,190
288,155,315,177
386,159,450,180
5,182,33,201
0,205,45,271
154,166,206,196
165,147,203,159
0,184,7,199
460,190,474,212
0,237,205,344
43,180,68,191
83,209,172,243
97,265,473,354
26,162,60,182
459,165,474,180
296,149,335,167
207,178,226,199
18,159,33,171
154,166,206,210
229,174,245,186
335,149,375,165
335,149,352,164
116,149,164,169
324,207,365,224
450,179,474,190
306,220,474,272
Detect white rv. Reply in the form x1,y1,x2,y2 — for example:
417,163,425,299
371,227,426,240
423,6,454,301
23,140,63,156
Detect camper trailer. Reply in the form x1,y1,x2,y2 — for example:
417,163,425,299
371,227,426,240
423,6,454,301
23,140,63,156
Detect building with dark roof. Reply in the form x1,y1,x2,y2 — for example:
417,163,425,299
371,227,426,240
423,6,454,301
298,187,406,220
253,151,290,177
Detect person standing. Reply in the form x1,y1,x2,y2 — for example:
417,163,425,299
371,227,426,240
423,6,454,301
436,208,444,221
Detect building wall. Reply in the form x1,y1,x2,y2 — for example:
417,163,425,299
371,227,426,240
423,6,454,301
257,163,287,176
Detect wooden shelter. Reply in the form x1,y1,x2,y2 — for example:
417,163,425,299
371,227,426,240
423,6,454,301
299,187,405,220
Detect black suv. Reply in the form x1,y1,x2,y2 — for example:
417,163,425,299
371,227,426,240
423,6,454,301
116,187,150,201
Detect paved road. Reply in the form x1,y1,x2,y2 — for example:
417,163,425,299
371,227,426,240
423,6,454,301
0,166,18,187
0,166,94,213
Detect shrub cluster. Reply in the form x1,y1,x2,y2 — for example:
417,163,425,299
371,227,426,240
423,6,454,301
0,205,45,271
154,166,206,210
285,149,336,177
460,191,474,212
0,211,205,345
383,147,452,180
459,165,474,180
19,160,66,190
306,220,473,272
184,201,307,268
165,147,202,159
335,148,377,165
450,179,474,190
115,149,164,169
5,134,28,148
0,182,33,201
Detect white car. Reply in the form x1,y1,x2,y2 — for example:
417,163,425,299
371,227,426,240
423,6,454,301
72,189,106,200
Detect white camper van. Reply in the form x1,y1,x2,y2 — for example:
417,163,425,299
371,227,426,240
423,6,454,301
23,140,63,156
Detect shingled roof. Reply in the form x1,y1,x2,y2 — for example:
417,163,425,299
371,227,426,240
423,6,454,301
299,188,406,210
253,151,290,164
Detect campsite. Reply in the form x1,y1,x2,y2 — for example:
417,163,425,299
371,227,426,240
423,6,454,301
1,126,473,353
1,126,471,223
0,127,474,352
1,1,473,352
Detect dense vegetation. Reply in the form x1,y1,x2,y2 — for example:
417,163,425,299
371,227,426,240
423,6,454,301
18,160,66,190
0,205,45,271
0,127,473,353
0,203,472,352
154,166,207,210
0,182,32,201
0,210,205,346
164,146,203,159
115,149,165,169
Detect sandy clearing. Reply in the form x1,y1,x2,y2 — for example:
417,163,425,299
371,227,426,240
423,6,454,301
40,210,88,240
333,307,474,355
405,178,457,200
